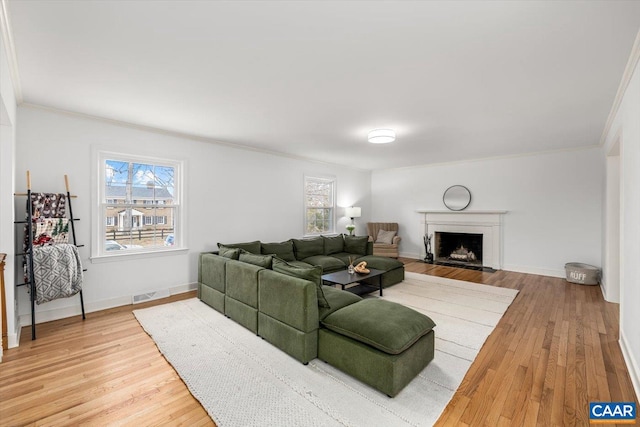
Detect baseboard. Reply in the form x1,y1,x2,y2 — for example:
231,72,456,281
620,329,640,402
7,326,20,349
399,251,421,260
170,282,198,295
17,282,198,327
502,263,565,278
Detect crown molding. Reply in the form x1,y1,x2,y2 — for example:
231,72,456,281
0,0,23,102
20,102,372,173
374,143,601,173
599,28,640,146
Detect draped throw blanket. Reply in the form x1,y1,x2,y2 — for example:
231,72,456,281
23,192,69,283
29,193,67,221
31,244,83,305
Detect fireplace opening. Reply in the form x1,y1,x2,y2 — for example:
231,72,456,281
434,232,483,267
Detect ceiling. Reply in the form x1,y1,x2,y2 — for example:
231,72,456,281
5,1,640,170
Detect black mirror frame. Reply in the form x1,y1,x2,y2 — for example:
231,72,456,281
443,185,472,211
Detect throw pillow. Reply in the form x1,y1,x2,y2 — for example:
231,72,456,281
218,245,241,260
291,237,324,260
344,235,368,255
272,258,330,308
323,235,344,255
217,240,261,254
376,229,397,245
239,250,273,269
261,241,296,262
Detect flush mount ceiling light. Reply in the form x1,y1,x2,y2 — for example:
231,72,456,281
368,129,396,144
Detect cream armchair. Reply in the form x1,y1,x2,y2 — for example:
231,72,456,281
367,222,401,258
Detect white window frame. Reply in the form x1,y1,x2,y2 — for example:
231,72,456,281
304,175,336,236
91,149,186,261
106,216,115,226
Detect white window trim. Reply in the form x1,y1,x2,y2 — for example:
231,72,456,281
303,174,336,237
91,148,187,261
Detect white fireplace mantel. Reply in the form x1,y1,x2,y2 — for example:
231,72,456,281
417,210,507,269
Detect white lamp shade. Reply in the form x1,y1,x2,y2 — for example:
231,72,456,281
368,129,396,144
345,207,361,218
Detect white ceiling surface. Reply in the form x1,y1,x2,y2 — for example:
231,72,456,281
7,1,640,170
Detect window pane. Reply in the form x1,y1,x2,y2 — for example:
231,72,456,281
101,154,179,255
104,206,175,249
304,177,335,235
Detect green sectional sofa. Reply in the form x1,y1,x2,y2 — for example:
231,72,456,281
197,235,435,397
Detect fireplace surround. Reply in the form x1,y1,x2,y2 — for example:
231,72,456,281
417,210,506,270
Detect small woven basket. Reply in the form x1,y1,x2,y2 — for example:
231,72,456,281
564,263,601,285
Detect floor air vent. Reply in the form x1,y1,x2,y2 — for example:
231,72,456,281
132,289,170,304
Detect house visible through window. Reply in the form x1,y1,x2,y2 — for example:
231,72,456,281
96,151,182,256
304,175,335,235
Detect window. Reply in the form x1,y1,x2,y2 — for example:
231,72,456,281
304,176,335,235
95,151,183,257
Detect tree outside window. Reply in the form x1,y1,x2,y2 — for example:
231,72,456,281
305,176,335,235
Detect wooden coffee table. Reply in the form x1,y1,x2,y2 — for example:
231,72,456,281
322,268,385,297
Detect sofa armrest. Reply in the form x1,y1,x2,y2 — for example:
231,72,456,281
199,253,227,293
258,270,319,333
392,236,401,245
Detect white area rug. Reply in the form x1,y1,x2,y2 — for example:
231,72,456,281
133,272,518,427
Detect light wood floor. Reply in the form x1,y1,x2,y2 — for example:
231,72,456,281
1,261,637,426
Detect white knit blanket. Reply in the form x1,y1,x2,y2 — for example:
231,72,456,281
31,243,83,304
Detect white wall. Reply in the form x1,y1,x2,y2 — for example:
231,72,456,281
602,39,640,401
371,148,604,277
0,26,18,351
15,105,371,325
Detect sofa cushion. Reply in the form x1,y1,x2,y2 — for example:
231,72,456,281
353,255,403,272
287,260,314,269
273,258,330,308
199,253,227,293
321,299,436,355
218,245,241,260
318,286,362,320
302,255,346,273
292,237,324,260
261,241,296,262
328,252,357,266
323,235,344,255
239,250,273,269
225,260,263,309
344,235,369,255
376,229,397,244
218,240,261,254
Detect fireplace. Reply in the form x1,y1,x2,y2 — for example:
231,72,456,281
418,210,506,270
435,232,483,267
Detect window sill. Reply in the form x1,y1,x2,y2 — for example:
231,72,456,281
90,247,188,263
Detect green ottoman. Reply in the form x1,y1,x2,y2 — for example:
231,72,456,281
318,298,435,397
353,255,405,287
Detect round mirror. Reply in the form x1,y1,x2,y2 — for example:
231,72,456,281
443,185,471,211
